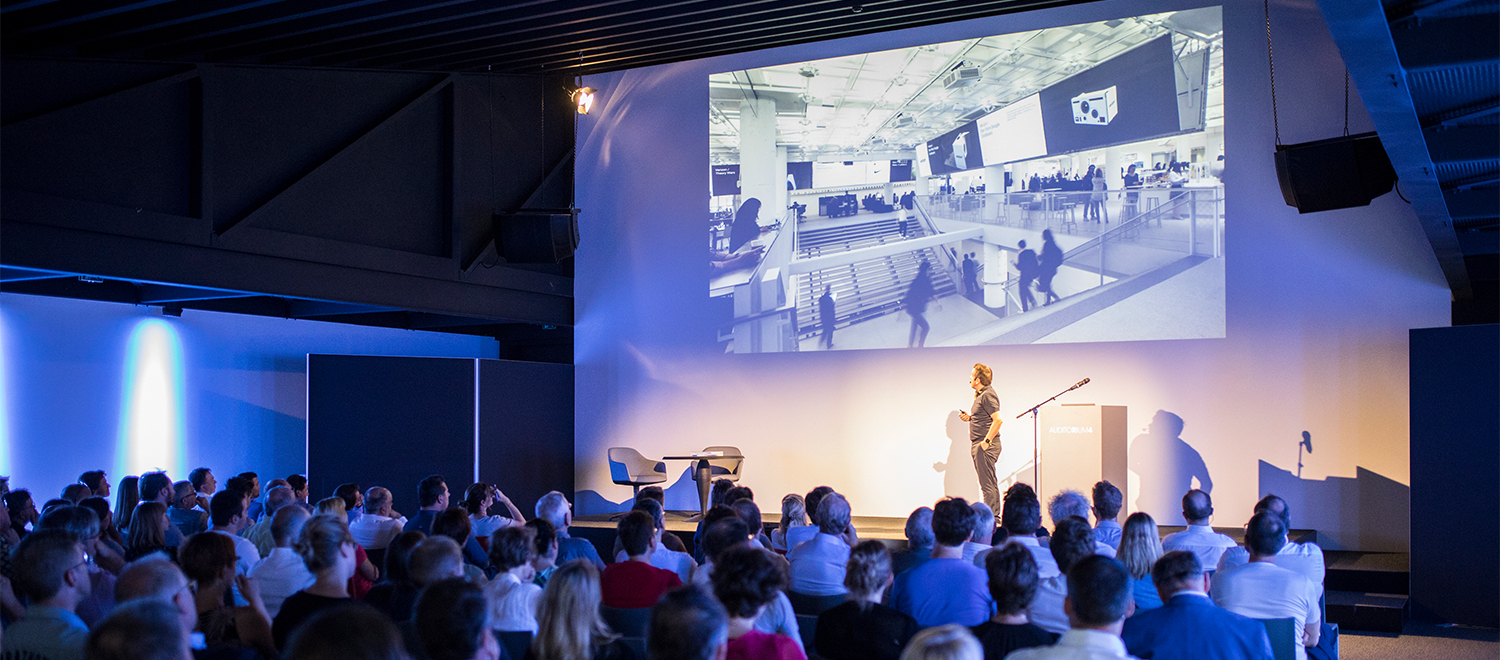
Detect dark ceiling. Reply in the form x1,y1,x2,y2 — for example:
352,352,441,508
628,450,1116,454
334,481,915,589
1,0,1102,76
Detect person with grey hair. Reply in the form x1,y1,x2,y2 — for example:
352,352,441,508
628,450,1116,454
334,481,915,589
815,540,920,660
534,490,603,569
113,556,198,640
86,598,194,660
963,502,995,564
246,485,296,559
891,506,935,577
348,486,407,552
788,492,858,597
168,481,208,538
7,529,93,659
249,506,315,618
1048,490,1115,558
1160,489,1235,570
37,505,119,626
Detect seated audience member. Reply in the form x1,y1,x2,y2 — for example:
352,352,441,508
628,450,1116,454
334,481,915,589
965,503,996,564
693,507,744,583
1116,512,1164,612
169,481,208,537
898,625,983,660
273,514,359,650
999,486,1057,578
536,490,605,569
787,492,856,597
315,498,379,598
245,486,295,559
1007,556,1136,660
433,507,489,584
1160,489,1236,570
1091,481,1124,551
1047,490,1115,558
890,507,935,577
613,498,695,583
771,494,807,553
783,486,834,552
113,477,140,533
815,540,919,660
891,498,993,628
113,557,203,657
650,585,730,660
532,560,637,660
971,544,1058,658
633,486,687,554
80,470,112,500
282,602,408,660
125,501,175,562
333,483,363,525
1028,516,1098,635
61,483,93,505
527,517,561,588
86,598,194,660
350,486,408,552
414,577,499,660
362,530,425,621
462,482,525,538
179,532,277,657
79,496,125,559
732,498,775,551
285,474,314,514
208,490,262,576
698,517,804,651
37,506,118,626
234,473,263,521
7,529,92,660
602,510,683,608
140,472,186,547
712,545,807,660
1122,550,1273,660
1212,512,1321,660
485,525,543,633
402,475,450,535
189,467,218,507
5,488,40,538
249,506,315,618
1216,494,1326,594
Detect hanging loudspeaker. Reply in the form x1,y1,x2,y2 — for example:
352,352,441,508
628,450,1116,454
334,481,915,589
494,209,580,264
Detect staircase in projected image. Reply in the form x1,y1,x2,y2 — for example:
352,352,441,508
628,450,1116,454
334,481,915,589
794,218,959,341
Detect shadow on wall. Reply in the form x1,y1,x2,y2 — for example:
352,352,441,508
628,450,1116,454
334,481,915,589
576,467,704,515
934,410,981,502
1259,460,1410,552
199,390,306,482
1129,410,1212,525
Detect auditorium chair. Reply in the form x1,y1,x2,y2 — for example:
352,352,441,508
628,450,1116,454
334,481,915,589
607,447,668,519
796,614,820,658
601,605,652,638
786,590,846,616
689,445,743,485
1256,617,1297,660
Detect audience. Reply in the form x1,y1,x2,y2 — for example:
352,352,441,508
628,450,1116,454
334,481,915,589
285,475,314,514
351,486,409,551
432,507,489,584
79,471,111,499
189,467,218,509
970,544,1057,658
85,598,194,660
249,505,316,618
612,498,695,583
60,483,93,505
364,530,426,623
783,486,834,552
1216,494,1326,594
712,545,805,660
5,489,40,539
999,485,1057,578
649,585,729,660
281,602,409,660
787,492,855,597
334,483,363,525
36,506,117,626
112,477,140,533
695,517,803,650
1007,556,1135,660
273,514,359,650
124,501,174,562
1115,512,1165,613
891,498,992,628
461,482,525,538
890,507,935,577
179,531,277,657
1047,490,1115,558
8,529,92,659
771,494,807,553
1211,511,1321,660
532,560,636,660
536,490,606,570
168,481,208,537
486,525,543,633
208,490,262,576
403,475,450,536
1159,489,1236,570
526,518,562,588
1090,481,1124,551
78,496,125,559
1121,550,1273,660
962,503,996,564
602,510,683,608
1027,517,1097,635
414,577,499,660
898,625,982,660
245,485,296,559
814,540,918,660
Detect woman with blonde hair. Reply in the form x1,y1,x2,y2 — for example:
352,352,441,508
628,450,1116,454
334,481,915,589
529,560,633,660
124,501,174,562
770,494,806,553
272,514,358,650
898,625,982,660
315,497,378,597
1116,512,1164,612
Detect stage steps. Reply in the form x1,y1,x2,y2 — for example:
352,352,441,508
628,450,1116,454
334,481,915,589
794,217,959,340
1325,550,1409,633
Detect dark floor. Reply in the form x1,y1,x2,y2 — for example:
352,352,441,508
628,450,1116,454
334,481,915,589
1341,621,1499,660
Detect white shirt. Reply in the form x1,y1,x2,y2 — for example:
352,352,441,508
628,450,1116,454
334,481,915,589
1005,536,1061,578
1028,574,1070,635
961,541,990,563
349,513,408,550
210,528,262,576
249,547,315,618
784,525,818,551
1211,562,1321,660
470,514,520,538
786,533,850,596
1218,541,1326,596
484,572,542,633
614,545,697,584
1160,525,1237,571
1008,629,1140,660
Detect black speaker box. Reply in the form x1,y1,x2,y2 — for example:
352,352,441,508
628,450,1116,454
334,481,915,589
494,209,579,264
1274,132,1397,213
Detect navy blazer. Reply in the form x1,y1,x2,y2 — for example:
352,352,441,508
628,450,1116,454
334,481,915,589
1121,592,1274,660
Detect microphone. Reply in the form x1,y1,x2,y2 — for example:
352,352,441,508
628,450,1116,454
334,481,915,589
1300,431,1313,453
1072,377,1091,389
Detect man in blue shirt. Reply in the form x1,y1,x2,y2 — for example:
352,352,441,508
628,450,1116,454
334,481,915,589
536,490,605,570
6,530,92,660
1122,550,1274,660
892,497,992,627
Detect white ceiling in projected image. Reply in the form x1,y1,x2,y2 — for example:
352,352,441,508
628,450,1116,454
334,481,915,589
709,7,1222,163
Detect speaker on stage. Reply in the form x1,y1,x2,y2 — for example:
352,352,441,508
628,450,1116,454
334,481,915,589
1274,132,1397,214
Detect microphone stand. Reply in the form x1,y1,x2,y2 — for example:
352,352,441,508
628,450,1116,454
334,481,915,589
1017,378,1092,493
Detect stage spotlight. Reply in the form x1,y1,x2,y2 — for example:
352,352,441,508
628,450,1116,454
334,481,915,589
574,87,597,115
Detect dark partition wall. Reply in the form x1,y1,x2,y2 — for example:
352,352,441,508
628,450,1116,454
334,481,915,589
478,360,575,516
307,355,477,512
1409,324,1499,628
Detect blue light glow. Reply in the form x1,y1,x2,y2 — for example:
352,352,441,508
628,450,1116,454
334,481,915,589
116,318,186,480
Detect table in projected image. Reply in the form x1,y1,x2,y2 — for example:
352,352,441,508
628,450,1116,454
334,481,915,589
1037,404,1127,528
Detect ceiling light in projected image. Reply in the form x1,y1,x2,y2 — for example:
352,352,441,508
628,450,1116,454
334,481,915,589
116,319,186,481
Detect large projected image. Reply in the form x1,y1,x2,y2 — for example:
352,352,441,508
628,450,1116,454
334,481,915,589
709,8,1223,354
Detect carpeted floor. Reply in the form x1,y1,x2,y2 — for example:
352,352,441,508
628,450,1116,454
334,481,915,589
1341,622,1499,660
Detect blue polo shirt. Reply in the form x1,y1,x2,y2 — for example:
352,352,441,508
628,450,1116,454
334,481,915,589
891,556,993,627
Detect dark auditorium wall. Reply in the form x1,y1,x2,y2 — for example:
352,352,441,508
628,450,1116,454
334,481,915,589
571,0,1450,552
478,360,575,517
1409,324,1499,628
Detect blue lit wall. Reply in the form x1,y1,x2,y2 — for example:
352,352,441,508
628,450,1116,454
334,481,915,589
0,293,496,499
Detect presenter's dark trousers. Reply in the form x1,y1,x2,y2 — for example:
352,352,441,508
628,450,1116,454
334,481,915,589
971,440,1002,513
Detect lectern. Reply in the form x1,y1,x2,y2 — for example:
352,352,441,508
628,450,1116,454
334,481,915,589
1037,404,1127,528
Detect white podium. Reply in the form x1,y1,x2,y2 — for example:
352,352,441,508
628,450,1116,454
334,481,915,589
1037,403,1127,528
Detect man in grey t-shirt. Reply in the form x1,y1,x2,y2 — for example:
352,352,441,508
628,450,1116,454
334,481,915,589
959,363,1003,513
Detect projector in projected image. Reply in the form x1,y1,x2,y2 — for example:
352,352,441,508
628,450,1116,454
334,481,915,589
1071,86,1118,125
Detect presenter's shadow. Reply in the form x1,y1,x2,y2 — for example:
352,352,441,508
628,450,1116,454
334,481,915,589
1129,410,1213,525
934,410,981,501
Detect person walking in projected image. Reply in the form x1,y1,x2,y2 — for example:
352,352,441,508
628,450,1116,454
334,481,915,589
958,364,1003,513
819,286,837,350
905,261,935,348
1038,229,1063,306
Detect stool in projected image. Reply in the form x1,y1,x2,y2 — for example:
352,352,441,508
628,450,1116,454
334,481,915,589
1037,404,1127,528
663,448,744,520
